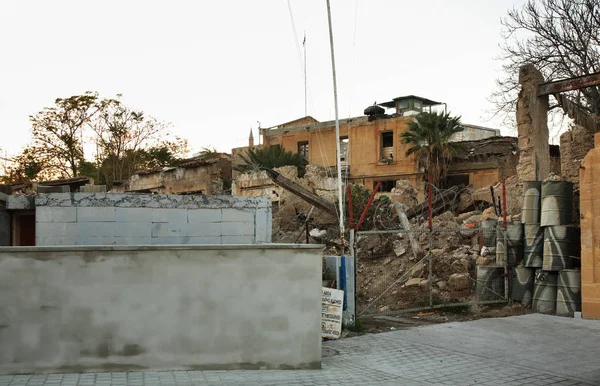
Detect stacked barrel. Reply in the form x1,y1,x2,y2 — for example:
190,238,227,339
476,219,506,301
529,180,582,315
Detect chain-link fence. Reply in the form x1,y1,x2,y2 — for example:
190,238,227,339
355,226,509,316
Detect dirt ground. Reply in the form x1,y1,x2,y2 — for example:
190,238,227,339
345,303,531,336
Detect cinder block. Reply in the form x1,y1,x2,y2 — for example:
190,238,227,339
222,222,254,236
77,222,115,238
77,237,115,245
36,207,76,223
187,209,222,223
36,236,77,246
255,208,272,242
36,222,77,238
187,236,222,245
77,207,116,222
152,208,187,224
222,235,254,244
115,207,153,223
187,223,222,237
150,236,187,245
113,237,152,245
115,222,152,238
151,223,188,238
222,208,254,223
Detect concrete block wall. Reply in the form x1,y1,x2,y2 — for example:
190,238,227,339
35,193,272,246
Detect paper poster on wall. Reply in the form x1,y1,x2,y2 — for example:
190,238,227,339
322,287,344,339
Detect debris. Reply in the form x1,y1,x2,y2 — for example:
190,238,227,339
418,279,430,290
405,278,422,287
411,262,425,278
393,241,406,257
379,306,390,313
448,273,470,291
309,228,327,238
482,206,497,220
437,281,448,290
390,180,419,208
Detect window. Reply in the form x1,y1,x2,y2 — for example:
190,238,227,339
413,99,422,111
375,180,395,192
380,131,394,160
298,141,309,160
339,136,349,162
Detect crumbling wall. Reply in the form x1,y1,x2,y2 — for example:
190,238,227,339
516,64,550,181
34,193,271,246
560,125,594,187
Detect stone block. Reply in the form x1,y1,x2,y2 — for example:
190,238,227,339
222,208,254,223
7,195,34,210
77,207,116,222
187,223,222,237
152,208,187,224
222,235,254,244
35,193,73,207
77,222,115,238
187,236,222,245
151,223,187,238
187,209,222,223
114,222,152,238
36,236,77,246
448,273,471,291
36,207,77,223
221,221,254,236
36,222,77,238
115,208,153,223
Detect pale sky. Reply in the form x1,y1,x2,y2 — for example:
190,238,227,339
0,0,528,158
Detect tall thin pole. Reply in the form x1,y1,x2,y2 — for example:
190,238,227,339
303,32,307,117
326,0,345,252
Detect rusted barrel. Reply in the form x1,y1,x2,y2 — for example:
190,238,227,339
523,224,544,268
496,224,524,266
532,270,558,314
540,181,573,226
476,266,505,301
521,181,542,224
542,226,576,271
556,270,581,316
510,266,535,306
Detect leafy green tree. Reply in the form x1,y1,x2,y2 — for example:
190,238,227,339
400,112,464,188
29,91,108,178
234,145,307,174
0,146,48,184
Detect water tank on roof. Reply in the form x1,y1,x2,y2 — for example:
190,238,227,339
364,105,385,116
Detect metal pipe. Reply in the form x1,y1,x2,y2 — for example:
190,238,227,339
346,184,354,229
354,182,381,231
325,0,345,252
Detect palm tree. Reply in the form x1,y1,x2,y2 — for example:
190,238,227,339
400,111,464,188
234,145,307,175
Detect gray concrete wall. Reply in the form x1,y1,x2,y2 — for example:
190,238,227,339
34,193,272,246
0,194,9,246
0,244,323,373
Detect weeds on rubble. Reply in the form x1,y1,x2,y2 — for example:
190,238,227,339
346,319,367,333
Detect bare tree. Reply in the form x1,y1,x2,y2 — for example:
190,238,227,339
93,100,188,186
491,0,600,129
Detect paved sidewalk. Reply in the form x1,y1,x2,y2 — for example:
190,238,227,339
0,314,598,385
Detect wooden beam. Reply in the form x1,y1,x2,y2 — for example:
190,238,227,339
538,72,600,96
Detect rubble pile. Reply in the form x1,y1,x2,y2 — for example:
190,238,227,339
356,208,486,312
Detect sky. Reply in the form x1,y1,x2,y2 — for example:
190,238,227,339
0,0,529,158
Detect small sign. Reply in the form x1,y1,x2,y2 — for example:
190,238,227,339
322,287,344,339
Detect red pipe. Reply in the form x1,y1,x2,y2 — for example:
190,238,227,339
355,182,381,231
428,176,433,229
346,185,354,229
502,179,507,229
